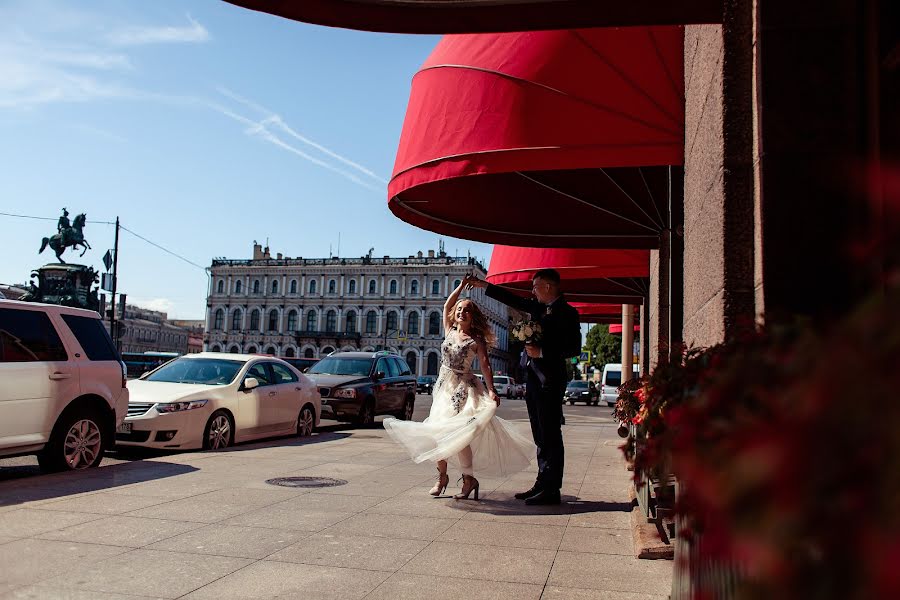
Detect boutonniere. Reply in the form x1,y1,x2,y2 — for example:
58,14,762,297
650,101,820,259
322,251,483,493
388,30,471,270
545,307,553,315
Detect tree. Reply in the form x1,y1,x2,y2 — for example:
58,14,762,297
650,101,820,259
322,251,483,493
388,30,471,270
584,324,623,370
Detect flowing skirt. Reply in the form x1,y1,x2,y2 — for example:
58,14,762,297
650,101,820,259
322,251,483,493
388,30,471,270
383,367,536,476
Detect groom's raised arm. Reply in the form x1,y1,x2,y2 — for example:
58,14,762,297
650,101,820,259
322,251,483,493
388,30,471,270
484,282,539,316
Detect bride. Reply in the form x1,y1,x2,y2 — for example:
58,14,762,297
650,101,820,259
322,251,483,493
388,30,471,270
383,275,536,500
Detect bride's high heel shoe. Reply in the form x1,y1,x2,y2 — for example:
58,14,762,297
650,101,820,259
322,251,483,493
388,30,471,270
454,474,480,500
429,469,449,496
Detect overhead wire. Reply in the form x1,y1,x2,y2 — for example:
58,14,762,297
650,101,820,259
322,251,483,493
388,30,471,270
1,211,206,271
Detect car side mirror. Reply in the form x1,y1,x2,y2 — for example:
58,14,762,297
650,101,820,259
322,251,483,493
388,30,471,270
302,367,310,373
243,377,259,391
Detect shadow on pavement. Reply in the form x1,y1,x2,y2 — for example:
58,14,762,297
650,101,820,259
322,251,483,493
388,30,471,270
452,494,636,517
0,460,199,509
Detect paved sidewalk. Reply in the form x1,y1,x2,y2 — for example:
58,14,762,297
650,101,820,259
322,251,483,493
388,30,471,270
0,413,672,599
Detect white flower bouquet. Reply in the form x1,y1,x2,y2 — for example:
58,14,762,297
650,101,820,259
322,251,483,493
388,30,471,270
511,319,543,344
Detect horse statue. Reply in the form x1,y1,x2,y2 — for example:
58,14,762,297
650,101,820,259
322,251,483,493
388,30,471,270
40,212,91,263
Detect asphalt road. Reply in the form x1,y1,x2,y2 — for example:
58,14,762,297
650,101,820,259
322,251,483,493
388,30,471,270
0,394,617,483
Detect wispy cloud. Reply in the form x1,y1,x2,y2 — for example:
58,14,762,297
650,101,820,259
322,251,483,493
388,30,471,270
213,87,389,190
129,297,176,314
208,101,385,192
106,15,210,46
70,123,128,144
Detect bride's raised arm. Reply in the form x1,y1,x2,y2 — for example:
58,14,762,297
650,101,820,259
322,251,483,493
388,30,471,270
443,276,468,330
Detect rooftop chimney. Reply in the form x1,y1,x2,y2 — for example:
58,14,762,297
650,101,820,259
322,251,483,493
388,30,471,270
253,243,264,260
427,250,435,258
276,253,283,260
417,251,423,258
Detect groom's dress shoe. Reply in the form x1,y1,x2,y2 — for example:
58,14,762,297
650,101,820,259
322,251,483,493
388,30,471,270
524,489,561,505
514,485,541,500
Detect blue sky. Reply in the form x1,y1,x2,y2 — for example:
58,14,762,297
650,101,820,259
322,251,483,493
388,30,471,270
0,0,493,319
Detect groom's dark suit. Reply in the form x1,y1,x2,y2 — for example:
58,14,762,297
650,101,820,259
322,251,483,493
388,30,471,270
485,284,582,493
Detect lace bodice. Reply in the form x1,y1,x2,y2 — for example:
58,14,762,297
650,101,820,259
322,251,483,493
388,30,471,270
441,328,477,374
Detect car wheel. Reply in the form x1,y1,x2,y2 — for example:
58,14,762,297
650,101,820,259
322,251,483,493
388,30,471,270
400,396,415,421
296,405,315,437
203,410,234,450
38,408,106,472
357,398,376,428
568,400,574,405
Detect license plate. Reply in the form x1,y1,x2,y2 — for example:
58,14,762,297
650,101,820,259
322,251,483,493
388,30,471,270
116,422,132,434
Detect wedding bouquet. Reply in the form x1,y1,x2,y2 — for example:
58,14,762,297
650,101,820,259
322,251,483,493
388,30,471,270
511,319,543,344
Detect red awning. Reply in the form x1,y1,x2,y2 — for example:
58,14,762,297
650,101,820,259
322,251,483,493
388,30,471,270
223,1,721,34
574,303,638,324
389,27,684,249
486,246,650,304
609,323,641,334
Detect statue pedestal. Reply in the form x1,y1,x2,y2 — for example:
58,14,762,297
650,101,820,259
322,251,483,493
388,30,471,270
21,263,100,312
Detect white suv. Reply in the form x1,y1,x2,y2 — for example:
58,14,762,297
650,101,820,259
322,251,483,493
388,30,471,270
0,300,128,471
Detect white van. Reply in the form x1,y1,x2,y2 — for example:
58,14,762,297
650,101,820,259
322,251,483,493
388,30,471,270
600,363,641,406
0,300,129,471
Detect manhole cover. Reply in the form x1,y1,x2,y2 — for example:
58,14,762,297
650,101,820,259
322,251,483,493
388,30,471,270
265,477,347,488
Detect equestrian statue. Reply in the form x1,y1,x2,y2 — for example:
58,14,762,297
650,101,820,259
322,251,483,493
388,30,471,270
39,208,92,263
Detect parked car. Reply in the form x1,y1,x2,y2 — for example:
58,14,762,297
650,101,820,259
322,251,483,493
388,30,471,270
0,300,128,471
564,380,598,405
282,357,319,373
416,375,437,394
600,363,642,406
306,351,416,426
118,353,319,450
492,375,524,399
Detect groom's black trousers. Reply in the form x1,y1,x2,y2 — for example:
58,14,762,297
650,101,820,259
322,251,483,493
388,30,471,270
525,379,565,491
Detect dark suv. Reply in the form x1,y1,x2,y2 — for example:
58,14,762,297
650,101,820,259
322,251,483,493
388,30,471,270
282,357,319,373
416,375,437,394
306,351,416,426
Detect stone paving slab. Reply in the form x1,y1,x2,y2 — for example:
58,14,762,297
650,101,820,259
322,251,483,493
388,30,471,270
179,561,390,600
0,409,672,598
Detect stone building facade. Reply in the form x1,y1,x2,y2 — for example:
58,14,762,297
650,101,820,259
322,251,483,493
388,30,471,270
118,305,190,355
205,244,517,376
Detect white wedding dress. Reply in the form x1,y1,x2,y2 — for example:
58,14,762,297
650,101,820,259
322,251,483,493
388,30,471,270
383,327,536,476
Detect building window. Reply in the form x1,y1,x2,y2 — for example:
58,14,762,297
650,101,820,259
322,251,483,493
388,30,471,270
290,279,297,294
265,345,276,355
322,346,335,356
231,310,242,331
306,310,317,331
211,344,221,352
284,347,295,357
229,345,239,353
428,312,440,335
253,280,260,294
287,310,298,332
216,280,224,294
365,310,377,333
432,280,440,295
426,353,439,375
235,280,242,294
346,311,357,333
408,312,419,335
405,351,417,374
304,347,315,359
250,309,260,331
309,279,317,294
272,280,278,294
389,280,397,294
213,309,224,330
348,280,356,294
326,310,337,332
268,309,279,332
328,279,336,294
410,280,419,295
454,279,461,289
386,310,398,333
246,345,257,354
368,280,376,294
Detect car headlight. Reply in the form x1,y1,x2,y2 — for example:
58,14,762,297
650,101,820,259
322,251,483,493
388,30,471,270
155,399,209,413
332,388,357,399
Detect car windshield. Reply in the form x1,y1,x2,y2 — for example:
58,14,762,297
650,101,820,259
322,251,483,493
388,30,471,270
145,358,243,385
309,357,373,376
567,381,588,389
605,372,622,387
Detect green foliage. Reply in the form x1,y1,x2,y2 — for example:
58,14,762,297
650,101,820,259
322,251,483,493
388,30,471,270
584,324,622,369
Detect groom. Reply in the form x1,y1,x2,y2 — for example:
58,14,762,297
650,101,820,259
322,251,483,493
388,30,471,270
469,269,582,504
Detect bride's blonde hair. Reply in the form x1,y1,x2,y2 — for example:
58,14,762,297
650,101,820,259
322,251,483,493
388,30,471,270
455,299,497,348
